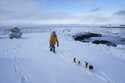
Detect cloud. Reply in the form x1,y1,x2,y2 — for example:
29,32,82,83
114,10,125,16
80,0,96,3
91,8,101,12
0,0,83,25
0,0,124,25
0,0,81,24
112,10,125,23
0,0,45,20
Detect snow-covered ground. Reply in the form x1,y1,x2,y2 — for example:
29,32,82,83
0,26,125,83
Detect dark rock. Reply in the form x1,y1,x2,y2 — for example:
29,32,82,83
72,32,119,47
9,27,22,39
73,32,102,41
92,40,117,47
121,38,125,42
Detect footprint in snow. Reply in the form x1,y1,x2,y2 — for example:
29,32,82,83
21,76,27,83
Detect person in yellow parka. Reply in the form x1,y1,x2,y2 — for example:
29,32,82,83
49,31,59,53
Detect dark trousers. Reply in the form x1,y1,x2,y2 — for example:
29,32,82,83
50,44,55,53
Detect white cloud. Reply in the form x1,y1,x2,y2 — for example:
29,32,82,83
0,0,44,20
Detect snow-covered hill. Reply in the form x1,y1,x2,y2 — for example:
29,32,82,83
0,28,125,83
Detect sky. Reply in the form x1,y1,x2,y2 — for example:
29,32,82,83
0,0,125,25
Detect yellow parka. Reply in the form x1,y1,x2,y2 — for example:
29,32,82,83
49,33,58,46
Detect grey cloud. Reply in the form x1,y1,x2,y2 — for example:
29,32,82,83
112,10,125,23
79,14,110,24
91,8,101,12
114,10,125,16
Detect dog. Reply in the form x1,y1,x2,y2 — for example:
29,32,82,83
73,57,76,63
73,57,81,65
73,58,94,71
84,61,88,68
78,61,81,65
84,61,94,70
88,65,93,70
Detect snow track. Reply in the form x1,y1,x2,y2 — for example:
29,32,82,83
57,49,114,83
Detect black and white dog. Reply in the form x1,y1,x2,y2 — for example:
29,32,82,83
84,61,94,70
73,57,81,65
73,57,76,63
73,57,94,71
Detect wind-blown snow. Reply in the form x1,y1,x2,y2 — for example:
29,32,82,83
0,27,125,83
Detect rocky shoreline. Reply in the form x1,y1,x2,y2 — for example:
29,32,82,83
73,32,125,47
